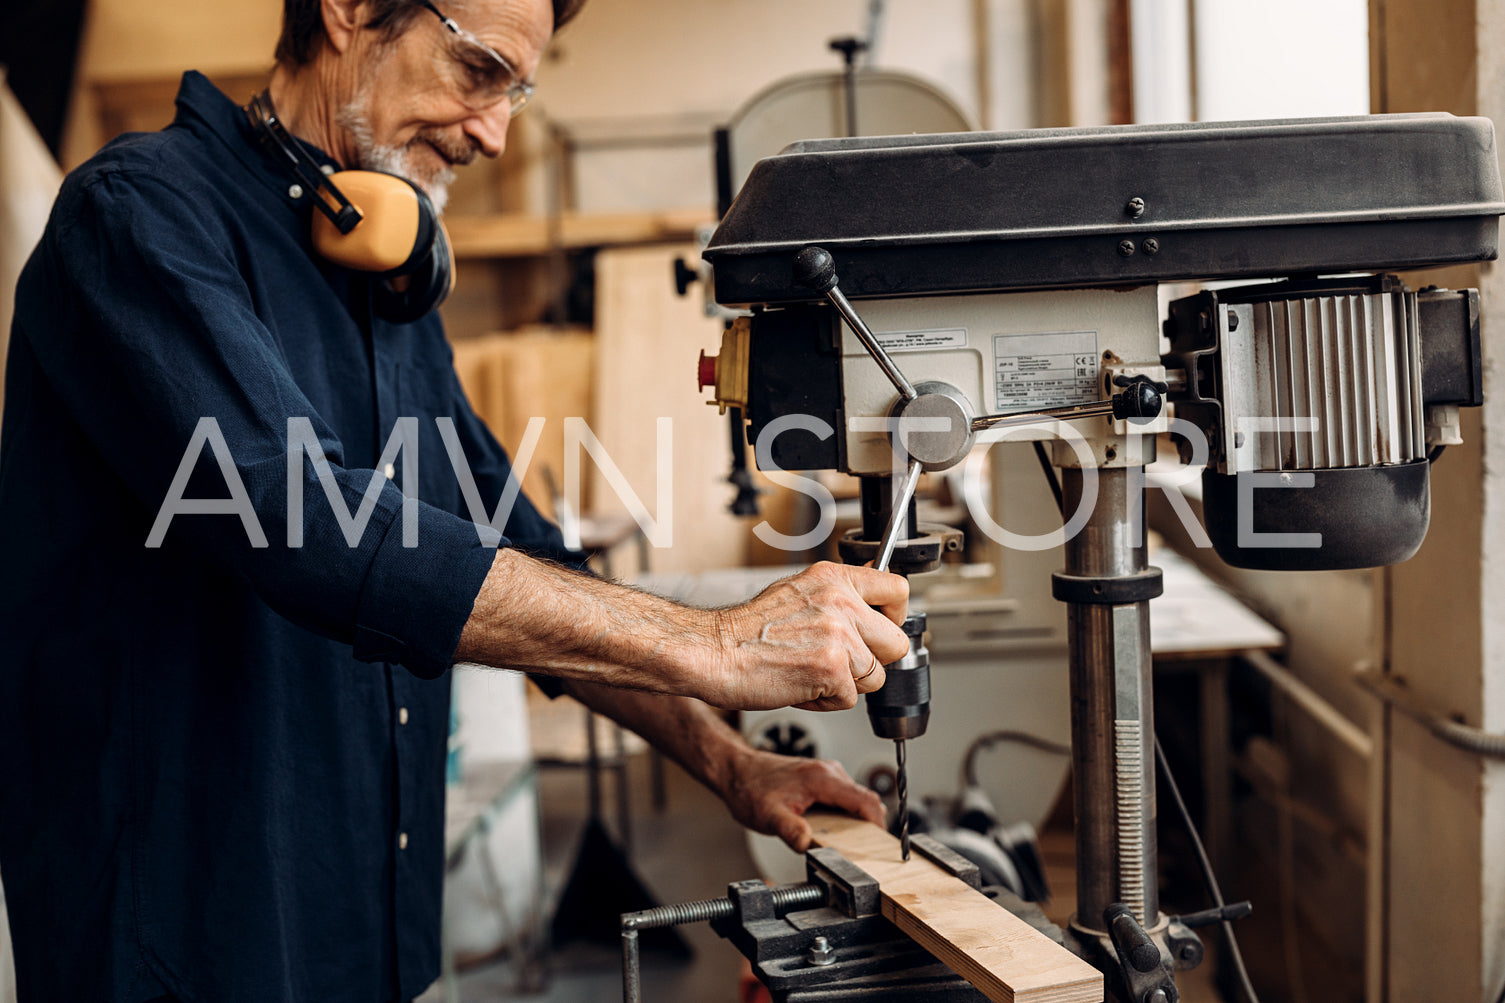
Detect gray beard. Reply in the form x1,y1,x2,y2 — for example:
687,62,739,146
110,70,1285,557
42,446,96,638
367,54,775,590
335,98,454,215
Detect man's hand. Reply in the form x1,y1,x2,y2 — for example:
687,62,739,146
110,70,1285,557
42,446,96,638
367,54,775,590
718,747,886,853
706,562,910,712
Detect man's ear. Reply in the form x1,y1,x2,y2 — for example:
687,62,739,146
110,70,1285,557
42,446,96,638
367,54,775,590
320,0,368,55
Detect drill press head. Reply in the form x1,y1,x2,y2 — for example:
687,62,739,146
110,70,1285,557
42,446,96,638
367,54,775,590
700,113,1503,572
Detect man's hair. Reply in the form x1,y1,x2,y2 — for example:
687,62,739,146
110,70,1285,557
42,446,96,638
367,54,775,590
275,0,589,67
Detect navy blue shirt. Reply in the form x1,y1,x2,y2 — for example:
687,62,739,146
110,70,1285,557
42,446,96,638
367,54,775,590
0,72,573,1003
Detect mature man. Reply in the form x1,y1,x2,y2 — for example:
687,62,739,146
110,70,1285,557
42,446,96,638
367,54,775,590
0,0,909,1000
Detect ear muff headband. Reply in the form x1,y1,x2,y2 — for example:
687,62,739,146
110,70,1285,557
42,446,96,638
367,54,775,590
247,91,363,235
245,90,454,324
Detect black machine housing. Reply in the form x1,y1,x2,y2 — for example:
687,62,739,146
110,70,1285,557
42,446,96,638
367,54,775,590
706,114,1501,306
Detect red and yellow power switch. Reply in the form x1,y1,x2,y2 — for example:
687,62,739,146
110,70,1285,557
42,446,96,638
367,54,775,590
697,316,751,414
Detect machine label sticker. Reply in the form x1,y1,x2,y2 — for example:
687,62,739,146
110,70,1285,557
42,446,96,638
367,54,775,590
873,327,969,353
992,331,1100,409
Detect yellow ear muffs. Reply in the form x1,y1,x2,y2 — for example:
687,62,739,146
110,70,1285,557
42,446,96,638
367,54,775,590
245,90,454,325
309,170,454,325
371,200,455,325
311,171,425,273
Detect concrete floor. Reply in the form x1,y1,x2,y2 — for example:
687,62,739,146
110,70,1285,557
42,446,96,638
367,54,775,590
420,752,760,1002
421,752,1231,1003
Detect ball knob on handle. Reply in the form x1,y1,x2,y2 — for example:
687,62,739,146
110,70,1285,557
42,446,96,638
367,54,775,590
793,246,839,293
1111,375,1167,424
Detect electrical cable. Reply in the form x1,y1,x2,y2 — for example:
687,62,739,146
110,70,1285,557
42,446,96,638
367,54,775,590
1032,440,1064,511
963,729,1072,787
1428,444,1447,464
1155,735,1262,1003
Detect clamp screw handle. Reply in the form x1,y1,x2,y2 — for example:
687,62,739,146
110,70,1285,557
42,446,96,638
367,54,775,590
1105,903,1162,974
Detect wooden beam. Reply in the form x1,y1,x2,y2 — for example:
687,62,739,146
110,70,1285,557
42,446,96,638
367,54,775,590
446,207,712,259
807,812,1103,1003
1107,0,1134,125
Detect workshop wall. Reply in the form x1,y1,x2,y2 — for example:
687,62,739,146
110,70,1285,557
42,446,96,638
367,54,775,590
1151,3,1505,999
533,0,1001,213
1371,3,1505,1001
59,0,279,166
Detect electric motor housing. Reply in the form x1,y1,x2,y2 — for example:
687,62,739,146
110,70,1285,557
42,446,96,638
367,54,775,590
1164,276,1482,570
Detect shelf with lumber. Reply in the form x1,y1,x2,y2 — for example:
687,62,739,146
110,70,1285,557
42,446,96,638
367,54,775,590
445,207,713,259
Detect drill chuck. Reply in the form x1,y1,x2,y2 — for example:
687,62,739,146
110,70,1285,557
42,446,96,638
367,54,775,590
866,612,931,741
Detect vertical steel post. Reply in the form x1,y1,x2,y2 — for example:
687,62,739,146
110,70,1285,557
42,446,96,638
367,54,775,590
1061,467,1159,932
622,925,641,1003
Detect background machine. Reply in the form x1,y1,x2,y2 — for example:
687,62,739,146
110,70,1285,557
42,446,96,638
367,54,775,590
637,115,1502,1002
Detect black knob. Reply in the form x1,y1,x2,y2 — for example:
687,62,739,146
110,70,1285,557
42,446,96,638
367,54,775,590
673,257,699,296
1110,377,1164,424
793,246,839,293
829,36,868,65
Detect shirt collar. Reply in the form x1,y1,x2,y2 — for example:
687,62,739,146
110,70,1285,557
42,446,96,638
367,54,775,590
171,70,344,214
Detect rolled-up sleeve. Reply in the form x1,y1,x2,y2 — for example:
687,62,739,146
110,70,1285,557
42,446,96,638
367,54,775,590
350,502,502,677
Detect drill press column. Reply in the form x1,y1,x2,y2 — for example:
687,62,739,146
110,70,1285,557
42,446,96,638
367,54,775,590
1058,467,1160,933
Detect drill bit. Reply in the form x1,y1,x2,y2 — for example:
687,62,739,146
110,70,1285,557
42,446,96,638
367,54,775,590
896,738,910,861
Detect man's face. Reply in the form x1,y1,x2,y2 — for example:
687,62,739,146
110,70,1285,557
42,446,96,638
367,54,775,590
338,0,553,211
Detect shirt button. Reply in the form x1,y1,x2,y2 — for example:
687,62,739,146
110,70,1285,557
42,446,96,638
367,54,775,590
383,462,396,479
398,832,409,850
398,707,409,725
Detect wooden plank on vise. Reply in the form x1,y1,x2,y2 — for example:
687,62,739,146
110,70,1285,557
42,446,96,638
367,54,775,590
807,811,1103,1003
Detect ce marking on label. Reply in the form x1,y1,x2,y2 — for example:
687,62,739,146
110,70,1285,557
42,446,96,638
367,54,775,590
1073,355,1095,367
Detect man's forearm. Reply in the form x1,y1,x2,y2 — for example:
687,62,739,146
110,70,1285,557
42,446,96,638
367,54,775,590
453,548,912,712
558,677,750,799
454,548,725,698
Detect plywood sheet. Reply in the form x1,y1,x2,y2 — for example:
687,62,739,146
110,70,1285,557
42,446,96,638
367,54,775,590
450,327,594,521
592,244,747,573
808,812,1102,1003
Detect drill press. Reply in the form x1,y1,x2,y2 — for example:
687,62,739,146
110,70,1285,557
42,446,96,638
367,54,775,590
786,244,1164,863
685,113,1502,1002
